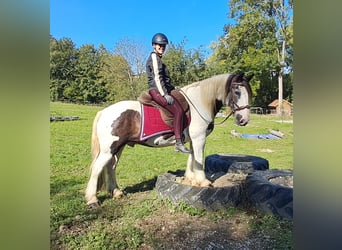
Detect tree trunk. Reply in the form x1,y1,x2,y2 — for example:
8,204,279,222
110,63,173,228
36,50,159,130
278,72,283,115
277,39,286,116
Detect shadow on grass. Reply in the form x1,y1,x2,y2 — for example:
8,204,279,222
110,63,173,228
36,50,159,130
123,176,158,194
82,176,158,205
50,178,85,196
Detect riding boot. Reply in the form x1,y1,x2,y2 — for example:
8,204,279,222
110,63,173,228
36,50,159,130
174,139,191,154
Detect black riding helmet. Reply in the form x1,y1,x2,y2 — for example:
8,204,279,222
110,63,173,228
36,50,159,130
152,33,168,45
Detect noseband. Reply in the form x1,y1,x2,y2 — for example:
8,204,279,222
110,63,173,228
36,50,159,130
214,82,251,125
228,82,251,113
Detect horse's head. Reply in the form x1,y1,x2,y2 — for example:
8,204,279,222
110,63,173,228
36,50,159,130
227,73,253,126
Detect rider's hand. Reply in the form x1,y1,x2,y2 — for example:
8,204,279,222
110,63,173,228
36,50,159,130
164,94,174,105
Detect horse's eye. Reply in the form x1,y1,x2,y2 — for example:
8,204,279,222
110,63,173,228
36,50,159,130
234,89,241,97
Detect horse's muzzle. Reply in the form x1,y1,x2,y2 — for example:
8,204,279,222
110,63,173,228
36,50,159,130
239,118,248,126
236,114,249,126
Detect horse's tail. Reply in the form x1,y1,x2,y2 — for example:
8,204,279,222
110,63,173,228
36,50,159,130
89,111,106,191
91,110,101,160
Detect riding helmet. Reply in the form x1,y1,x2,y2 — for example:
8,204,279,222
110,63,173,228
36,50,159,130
152,33,169,45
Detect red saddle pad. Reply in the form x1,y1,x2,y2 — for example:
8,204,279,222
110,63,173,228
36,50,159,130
140,105,173,140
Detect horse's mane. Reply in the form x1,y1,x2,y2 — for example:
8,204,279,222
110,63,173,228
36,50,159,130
182,73,232,114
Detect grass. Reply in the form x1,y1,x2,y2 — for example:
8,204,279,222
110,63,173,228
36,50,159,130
50,102,293,249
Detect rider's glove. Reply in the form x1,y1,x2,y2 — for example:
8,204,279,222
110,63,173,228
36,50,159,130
164,94,174,105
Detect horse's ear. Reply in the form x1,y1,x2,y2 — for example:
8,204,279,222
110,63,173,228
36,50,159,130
236,72,245,82
245,74,254,81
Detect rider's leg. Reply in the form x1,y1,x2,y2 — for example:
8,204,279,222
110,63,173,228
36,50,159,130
149,89,191,153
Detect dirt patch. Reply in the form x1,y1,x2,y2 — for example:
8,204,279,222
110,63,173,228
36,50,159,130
136,205,275,249
212,173,247,187
52,191,290,249
175,173,247,188
258,148,275,153
146,174,279,248
269,175,293,188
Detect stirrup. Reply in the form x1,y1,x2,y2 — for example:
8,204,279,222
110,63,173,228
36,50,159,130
174,143,191,154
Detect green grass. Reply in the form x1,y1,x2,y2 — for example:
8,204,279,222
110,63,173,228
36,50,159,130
50,102,293,249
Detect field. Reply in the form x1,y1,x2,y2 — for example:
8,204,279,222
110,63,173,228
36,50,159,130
50,102,293,249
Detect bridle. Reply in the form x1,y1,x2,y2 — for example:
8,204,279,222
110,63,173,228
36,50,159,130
214,82,251,125
228,82,251,113
178,80,251,126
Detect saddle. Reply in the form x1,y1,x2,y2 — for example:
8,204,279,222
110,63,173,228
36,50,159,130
137,89,190,127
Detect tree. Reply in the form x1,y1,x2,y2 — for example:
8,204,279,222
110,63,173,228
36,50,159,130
49,36,211,104
98,46,133,102
50,37,107,103
50,36,77,101
68,44,107,103
163,39,208,86
112,38,149,100
209,0,293,109
272,0,293,114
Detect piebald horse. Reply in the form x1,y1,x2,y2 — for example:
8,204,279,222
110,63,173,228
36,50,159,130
85,73,253,207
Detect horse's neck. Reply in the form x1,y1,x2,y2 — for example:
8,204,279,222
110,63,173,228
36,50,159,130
182,82,218,122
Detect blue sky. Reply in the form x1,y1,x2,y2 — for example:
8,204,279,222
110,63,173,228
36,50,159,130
50,0,231,53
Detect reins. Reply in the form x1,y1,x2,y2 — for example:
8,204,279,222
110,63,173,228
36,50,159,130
214,104,251,125
178,88,250,126
178,88,212,124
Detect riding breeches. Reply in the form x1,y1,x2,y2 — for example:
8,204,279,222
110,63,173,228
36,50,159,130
149,89,185,140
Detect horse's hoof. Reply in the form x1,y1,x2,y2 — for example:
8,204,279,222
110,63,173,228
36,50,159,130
87,202,101,210
113,188,124,199
200,179,212,187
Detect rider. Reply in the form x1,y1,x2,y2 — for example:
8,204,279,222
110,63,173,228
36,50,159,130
146,33,191,154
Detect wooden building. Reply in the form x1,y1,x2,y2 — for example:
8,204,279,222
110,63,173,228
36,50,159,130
268,99,293,115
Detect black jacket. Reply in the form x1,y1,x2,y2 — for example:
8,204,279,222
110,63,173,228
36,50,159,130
146,51,174,96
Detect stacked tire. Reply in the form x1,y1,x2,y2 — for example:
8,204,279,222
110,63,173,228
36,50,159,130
205,154,269,178
246,169,293,220
50,116,79,121
155,170,244,211
155,154,293,220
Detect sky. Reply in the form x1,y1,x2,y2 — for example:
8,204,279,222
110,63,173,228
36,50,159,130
50,0,231,54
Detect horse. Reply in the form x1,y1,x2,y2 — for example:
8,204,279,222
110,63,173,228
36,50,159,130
85,73,253,208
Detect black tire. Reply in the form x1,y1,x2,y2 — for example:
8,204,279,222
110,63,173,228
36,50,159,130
205,154,269,181
50,116,79,122
155,170,245,211
246,170,293,220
